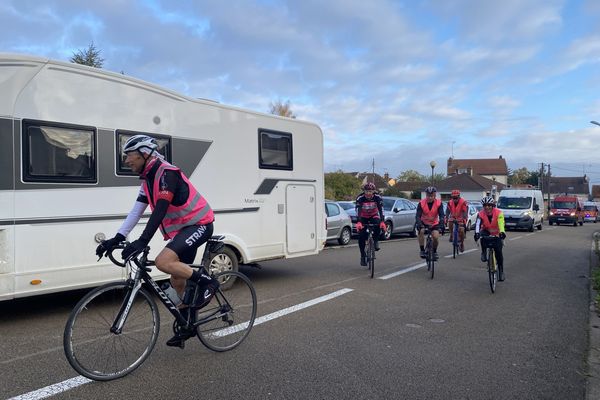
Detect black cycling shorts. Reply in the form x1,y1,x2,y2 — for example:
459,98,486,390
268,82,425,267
166,223,214,264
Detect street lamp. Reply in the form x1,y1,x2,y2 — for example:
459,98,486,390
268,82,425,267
591,121,600,127
430,160,437,185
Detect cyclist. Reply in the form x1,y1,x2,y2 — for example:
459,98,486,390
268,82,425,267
446,189,468,252
416,186,445,260
95,134,219,347
355,182,386,266
474,196,507,281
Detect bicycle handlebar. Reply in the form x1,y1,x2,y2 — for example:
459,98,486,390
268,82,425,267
103,241,155,268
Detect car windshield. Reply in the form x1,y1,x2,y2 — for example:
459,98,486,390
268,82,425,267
553,201,576,209
497,196,532,210
338,202,354,211
584,205,597,211
382,198,396,211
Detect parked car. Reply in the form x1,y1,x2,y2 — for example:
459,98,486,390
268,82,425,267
465,203,478,231
325,201,353,245
380,196,418,240
337,201,358,235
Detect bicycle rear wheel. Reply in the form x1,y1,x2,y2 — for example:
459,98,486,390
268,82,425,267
488,248,497,293
367,235,375,278
63,282,159,381
196,271,257,352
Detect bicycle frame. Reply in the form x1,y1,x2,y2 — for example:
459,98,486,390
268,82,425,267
110,240,231,335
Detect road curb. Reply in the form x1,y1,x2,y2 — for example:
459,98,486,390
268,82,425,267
587,232,600,400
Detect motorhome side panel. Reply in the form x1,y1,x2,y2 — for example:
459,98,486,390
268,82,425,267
1,54,325,299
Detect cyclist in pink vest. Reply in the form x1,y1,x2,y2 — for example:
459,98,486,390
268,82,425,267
415,186,445,260
96,134,217,347
355,182,386,266
474,196,507,281
445,189,468,252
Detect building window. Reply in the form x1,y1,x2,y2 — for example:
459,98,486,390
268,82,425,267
116,130,172,175
258,129,293,170
22,120,96,183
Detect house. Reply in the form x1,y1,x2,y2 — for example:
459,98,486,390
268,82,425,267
423,174,506,202
349,172,390,193
548,176,590,200
391,181,430,198
592,185,600,201
446,156,509,185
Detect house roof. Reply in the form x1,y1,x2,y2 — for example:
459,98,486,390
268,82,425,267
392,181,430,191
351,172,389,189
434,173,506,192
446,156,508,176
549,176,589,195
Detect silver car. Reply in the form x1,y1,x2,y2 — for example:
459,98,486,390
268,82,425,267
337,201,358,235
325,201,353,245
381,196,418,240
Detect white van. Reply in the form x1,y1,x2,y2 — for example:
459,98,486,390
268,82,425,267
497,189,544,231
0,53,325,300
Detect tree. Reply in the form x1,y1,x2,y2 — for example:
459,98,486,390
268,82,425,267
269,99,296,118
324,171,362,200
383,185,407,198
70,42,104,68
508,167,531,185
397,169,427,182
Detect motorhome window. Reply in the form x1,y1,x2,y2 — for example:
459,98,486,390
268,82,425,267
116,131,172,175
23,121,96,183
553,201,576,209
259,130,293,170
497,197,531,209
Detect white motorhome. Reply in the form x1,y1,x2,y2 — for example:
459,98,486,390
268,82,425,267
0,53,325,301
497,189,544,231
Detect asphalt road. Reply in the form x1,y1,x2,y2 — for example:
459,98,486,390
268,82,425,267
1,223,595,400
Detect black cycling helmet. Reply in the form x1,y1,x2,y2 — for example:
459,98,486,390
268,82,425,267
425,186,437,194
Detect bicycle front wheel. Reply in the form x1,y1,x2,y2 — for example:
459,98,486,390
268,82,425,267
63,282,160,381
196,271,257,352
488,248,497,293
368,236,375,278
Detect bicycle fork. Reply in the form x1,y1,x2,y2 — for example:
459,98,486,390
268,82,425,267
110,279,143,334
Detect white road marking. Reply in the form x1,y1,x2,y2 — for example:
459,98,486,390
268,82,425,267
509,236,522,241
8,288,354,399
378,262,427,279
525,233,536,236
8,376,92,400
443,248,478,258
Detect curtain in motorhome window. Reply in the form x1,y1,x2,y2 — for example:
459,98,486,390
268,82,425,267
259,130,293,170
23,122,96,183
115,131,171,175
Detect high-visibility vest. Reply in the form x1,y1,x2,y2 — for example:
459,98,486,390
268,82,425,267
143,161,214,240
420,198,442,226
478,208,501,236
448,198,467,221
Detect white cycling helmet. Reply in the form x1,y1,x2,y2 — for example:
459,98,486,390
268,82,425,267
123,134,158,154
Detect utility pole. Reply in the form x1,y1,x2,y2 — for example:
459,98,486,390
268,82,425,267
539,163,544,192
546,164,551,210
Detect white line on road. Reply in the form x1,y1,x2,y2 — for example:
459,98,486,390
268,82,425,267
8,288,354,400
525,233,536,236
444,248,478,258
8,376,93,400
378,262,426,280
509,236,523,241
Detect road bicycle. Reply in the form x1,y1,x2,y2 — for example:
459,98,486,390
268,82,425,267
479,235,503,293
422,226,436,279
363,223,378,278
451,220,465,259
63,236,257,381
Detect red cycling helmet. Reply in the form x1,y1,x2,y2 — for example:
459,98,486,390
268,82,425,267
451,189,460,198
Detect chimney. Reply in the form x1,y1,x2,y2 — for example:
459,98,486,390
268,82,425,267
384,172,389,181
499,155,503,159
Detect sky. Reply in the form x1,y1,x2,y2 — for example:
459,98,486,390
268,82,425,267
2,0,600,184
